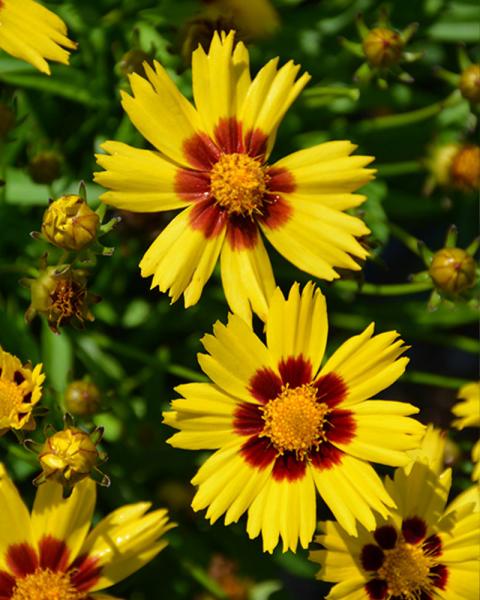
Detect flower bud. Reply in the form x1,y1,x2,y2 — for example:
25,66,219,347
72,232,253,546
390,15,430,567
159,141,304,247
25,266,99,334
459,64,480,104
28,151,62,185
0,102,15,139
42,195,100,251
450,145,480,191
118,49,153,78
37,426,103,489
427,143,459,187
64,380,101,416
429,247,476,294
362,27,404,68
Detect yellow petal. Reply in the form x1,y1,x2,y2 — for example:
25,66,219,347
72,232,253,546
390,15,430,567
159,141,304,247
31,478,95,563
220,233,276,324
0,464,33,566
139,205,226,306
121,63,199,167
266,282,328,376
199,312,275,402
94,141,187,212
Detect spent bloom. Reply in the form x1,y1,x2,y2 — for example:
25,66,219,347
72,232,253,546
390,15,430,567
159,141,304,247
0,463,174,599
95,31,374,322
163,282,424,552
310,425,480,599
0,347,44,437
0,0,76,75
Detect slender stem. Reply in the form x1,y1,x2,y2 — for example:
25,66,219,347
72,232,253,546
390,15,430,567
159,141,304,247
401,370,469,389
356,91,462,132
303,86,360,100
181,560,229,600
376,161,424,177
334,280,432,296
389,222,422,256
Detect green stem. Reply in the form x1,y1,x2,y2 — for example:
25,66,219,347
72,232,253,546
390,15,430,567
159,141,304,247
181,560,229,600
334,280,432,296
389,222,422,256
401,370,469,389
356,91,462,132
377,161,425,177
303,86,360,100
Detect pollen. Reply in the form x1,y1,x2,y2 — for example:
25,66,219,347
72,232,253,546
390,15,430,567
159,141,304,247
11,568,84,600
378,540,434,598
0,379,24,418
261,384,329,459
210,153,269,217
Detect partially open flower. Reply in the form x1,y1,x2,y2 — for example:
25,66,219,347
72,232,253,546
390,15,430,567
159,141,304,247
42,195,100,251
25,265,99,334
28,150,62,185
36,425,106,490
362,27,404,68
458,64,480,104
0,347,44,437
429,247,476,295
64,380,101,416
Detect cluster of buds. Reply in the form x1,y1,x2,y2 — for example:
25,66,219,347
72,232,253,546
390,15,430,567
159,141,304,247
425,142,480,195
340,10,420,88
410,226,479,310
28,418,109,494
24,185,119,334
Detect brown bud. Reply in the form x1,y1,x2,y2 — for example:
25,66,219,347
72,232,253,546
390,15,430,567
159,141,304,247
28,151,62,185
459,64,480,104
64,380,101,416
362,27,404,68
42,195,100,251
429,248,476,294
118,49,154,78
450,145,480,191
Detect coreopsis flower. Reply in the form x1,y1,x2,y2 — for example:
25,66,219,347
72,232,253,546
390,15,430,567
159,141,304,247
0,463,174,599
310,457,480,599
0,347,44,437
0,0,77,75
163,282,424,552
95,31,374,322
452,381,480,481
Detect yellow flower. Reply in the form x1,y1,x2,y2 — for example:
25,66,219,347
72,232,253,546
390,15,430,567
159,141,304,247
0,347,44,436
0,0,77,75
310,458,480,599
452,381,480,481
0,463,174,599
95,31,374,322
163,282,424,552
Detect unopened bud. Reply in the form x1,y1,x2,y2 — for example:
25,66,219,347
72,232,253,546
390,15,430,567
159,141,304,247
118,49,153,77
42,195,100,251
65,380,101,416
28,151,62,185
429,247,476,294
362,27,404,68
37,426,103,489
450,145,480,191
459,64,480,104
